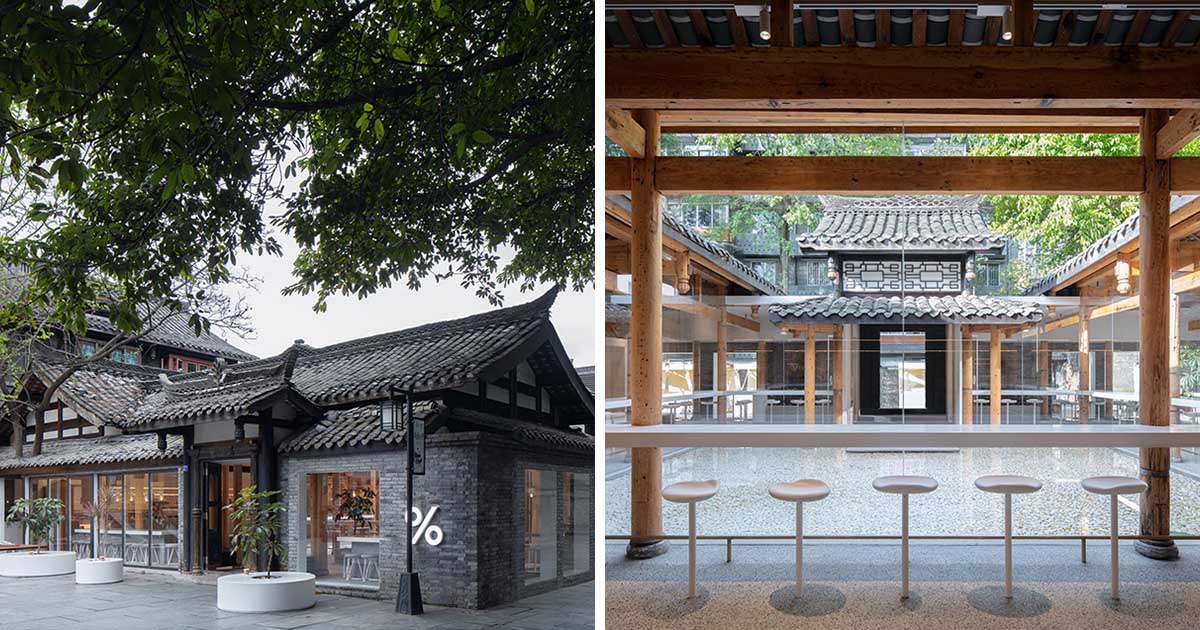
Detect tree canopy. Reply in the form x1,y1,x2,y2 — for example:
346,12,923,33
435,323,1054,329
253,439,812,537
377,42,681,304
0,0,592,336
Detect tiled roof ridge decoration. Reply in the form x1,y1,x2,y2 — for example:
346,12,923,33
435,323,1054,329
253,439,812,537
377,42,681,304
661,212,786,295
796,195,1006,253
768,294,1044,325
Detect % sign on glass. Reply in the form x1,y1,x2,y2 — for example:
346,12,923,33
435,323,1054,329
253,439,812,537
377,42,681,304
410,506,444,546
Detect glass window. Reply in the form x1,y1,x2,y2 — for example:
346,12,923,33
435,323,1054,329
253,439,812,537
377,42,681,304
125,472,150,566
99,475,123,560
524,469,557,584
151,471,179,568
564,472,590,576
3,478,24,543
79,342,96,358
30,477,68,550
304,471,380,586
69,476,92,559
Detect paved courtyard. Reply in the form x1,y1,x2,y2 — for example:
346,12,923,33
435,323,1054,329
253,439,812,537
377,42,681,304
0,571,593,630
606,447,1200,537
607,541,1200,629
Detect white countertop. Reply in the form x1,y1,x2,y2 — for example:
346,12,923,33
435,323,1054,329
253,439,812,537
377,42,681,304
605,423,1200,449
335,536,381,543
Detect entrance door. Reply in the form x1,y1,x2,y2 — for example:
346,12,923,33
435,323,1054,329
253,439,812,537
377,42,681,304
860,324,948,419
202,461,251,570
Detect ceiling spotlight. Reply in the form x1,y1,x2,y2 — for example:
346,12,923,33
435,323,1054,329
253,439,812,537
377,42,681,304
1001,7,1013,41
760,4,771,40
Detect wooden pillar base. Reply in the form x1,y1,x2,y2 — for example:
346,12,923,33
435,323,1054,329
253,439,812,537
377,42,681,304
1135,538,1180,560
626,539,671,559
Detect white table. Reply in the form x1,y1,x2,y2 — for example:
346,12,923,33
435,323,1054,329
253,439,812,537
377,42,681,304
605,423,1200,449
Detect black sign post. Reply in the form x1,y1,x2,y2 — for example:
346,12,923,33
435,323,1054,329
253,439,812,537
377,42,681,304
395,386,424,615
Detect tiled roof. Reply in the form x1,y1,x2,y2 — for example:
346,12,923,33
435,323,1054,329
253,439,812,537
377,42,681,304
85,311,257,362
795,196,1006,253
576,366,595,394
34,359,167,426
662,212,786,295
278,402,443,453
0,433,182,471
279,405,592,454
768,295,1044,325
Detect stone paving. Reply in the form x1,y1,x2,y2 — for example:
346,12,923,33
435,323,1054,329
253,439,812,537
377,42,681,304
606,447,1200,537
606,541,1200,629
0,570,594,630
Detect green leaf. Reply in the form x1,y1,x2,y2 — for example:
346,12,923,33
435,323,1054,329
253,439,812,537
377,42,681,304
432,0,441,11
456,135,466,159
525,0,535,14
390,47,410,62
447,122,466,137
387,28,399,45
363,103,374,112
355,112,370,130
472,130,494,144
374,118,385,141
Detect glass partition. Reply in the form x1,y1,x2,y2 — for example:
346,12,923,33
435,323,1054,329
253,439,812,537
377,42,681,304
68,476,92,558
304,471,381,587
124,472,150,565
98,474,123,560
151,471,179,568
523,469,557,584
564,472,591,577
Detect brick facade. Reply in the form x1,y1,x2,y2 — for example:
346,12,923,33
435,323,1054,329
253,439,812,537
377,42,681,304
280,430,593,609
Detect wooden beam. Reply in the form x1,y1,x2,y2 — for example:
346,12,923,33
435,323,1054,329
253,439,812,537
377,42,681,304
1170,158,1200,194
649,156,1144,195
1012,0,1035,46
605,108,646,159
990,326,1001,425
805,324,816,424
1157,110,1200,160
607,47,1200,110
655,109,1142,132
1139,109,1176,558
770,0,794,46
628,109,664,557
607,156,632,194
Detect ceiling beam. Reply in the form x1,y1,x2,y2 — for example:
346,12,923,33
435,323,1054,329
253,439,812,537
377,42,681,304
656,109,1142,134
605,108,646,158
606,47,1200,110
605,1,1200,9
1157,110,1200,160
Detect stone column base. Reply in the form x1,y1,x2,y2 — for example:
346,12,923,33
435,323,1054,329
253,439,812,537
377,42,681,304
626,539,670,560
1135,539,1180,560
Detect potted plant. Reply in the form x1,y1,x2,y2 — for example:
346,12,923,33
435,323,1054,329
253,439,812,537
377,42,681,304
0,497,74,577
76,486,123,584
335,487,377,535
215,485,315,613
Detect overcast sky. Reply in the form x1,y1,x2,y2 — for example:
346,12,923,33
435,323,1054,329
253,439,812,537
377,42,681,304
221,233,595,368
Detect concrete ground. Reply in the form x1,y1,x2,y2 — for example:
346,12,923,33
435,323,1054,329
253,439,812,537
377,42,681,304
0,571,594,630
606,541,1200,629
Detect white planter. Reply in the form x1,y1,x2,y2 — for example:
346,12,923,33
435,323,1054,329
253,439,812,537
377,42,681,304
217,572,316,613
75,558,123,584
0,551,76,577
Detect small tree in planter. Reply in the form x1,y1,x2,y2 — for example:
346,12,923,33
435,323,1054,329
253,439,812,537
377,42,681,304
81,486,120,560
6,497,64,553
335,487,377,535
224,485,286,578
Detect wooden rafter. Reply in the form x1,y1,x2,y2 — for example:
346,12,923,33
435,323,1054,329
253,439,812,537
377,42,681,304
1157,110,1200,160
605,108,646,158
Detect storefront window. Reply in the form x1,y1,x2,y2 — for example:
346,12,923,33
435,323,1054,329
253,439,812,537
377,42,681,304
125,472,150,565
3,478,24,543
31,477,68,550
151,471,179,568
99,475,123,560
304,471,381,587
523,469,557,584
69,476,92,558
564,472,590,576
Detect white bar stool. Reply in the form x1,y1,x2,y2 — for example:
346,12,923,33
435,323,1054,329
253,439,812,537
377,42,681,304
873,475,939,599
975,474,1043,598
663,480,719,599
768,479,831,598
1081,475,1148,600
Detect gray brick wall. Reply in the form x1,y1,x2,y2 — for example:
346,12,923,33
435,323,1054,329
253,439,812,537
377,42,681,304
280,430,592,609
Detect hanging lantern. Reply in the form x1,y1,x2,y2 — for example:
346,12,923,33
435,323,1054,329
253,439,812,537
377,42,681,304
380,397,403,433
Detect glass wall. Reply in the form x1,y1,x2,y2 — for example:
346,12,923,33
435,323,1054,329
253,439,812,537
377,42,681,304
564,472,591,576
125,472,150,565
151,471,179,568
68,476,92,558
304,471,380,586
523,469,557,584
3,478,24,543
30,477,68,550
98,474,124,560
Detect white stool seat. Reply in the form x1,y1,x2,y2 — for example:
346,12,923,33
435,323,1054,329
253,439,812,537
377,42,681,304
975,475,1043,494
769,480,831,503
1082,476,1147,496
873,475,938,495
663,480,719,503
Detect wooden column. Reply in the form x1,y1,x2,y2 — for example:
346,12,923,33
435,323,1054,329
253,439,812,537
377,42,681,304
1012,0,1035,47
832,332,844,424
1039,339,1051,417
716,322,728,419
1171,293,1181,459
770,0,794,46
990,326,1002,425
1104,341,1115,418
804,325,816,424
691,341,702,418
1079,296,1091,423
962,326,974,425
756,340,768,420
628,109,667,559
1137,109,1178,560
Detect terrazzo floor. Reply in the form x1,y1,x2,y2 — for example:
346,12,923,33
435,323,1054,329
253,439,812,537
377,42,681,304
606,541,1200,629
606,447,1200,537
